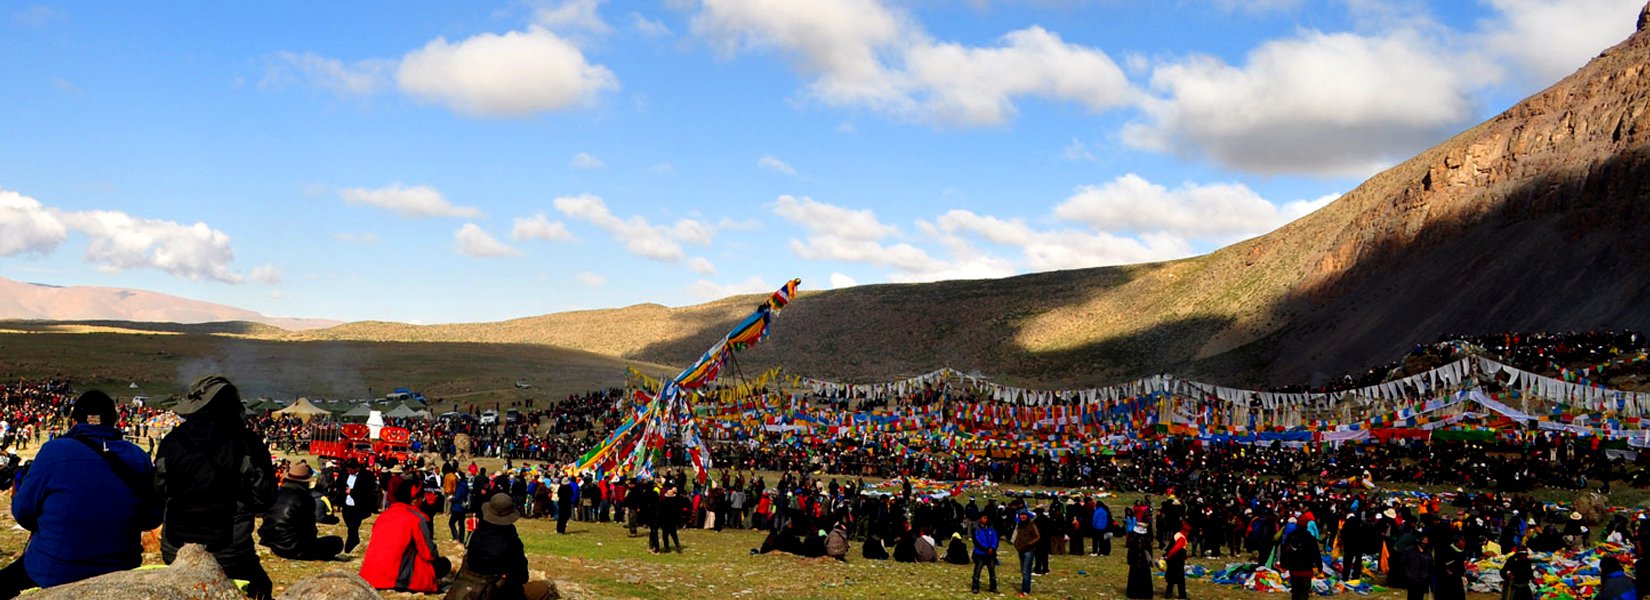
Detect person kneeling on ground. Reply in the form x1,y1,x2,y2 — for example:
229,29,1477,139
945,532,971,565
258,462,343,560
0,391,162,599
361,479,451,593
452,494,555,600
826,522,851,562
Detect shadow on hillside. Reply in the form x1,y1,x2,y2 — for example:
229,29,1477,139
633,144,1650,390
1207,145,1650,386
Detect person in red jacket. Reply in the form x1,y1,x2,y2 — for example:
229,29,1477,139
360,479,451,593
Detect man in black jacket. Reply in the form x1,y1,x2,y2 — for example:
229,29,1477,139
155,375,277,600
257,462,342,560
462,494,555,600
334,457,378,554
654,485,687,553
555,477,574,534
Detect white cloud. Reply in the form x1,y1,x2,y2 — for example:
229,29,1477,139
552,194,719,263
454,224,521,257
337,184,483,219
757,155,798,176
1053,173,1332,240
3,188,255,282
1210,0,1305,14
0,190,69,257
928,210,1194,271
59,210,242,282
249,263,282,285
828,272,858,289
12,5,62,27
687,256,717,275
261,51,393,97
771,177,1337,284
571,152,605,169
1478,0,1643,86
692,0,1134,126
1061,138,1096,162
511,213,575,242
533,0,612,37
630,12,672,37
770,195,898,241
651,162,678,175
333,232,379,244
1124,28,1498,176
397,27,619,117
688,275,771,299
903,26,1134,125
578,271,606,286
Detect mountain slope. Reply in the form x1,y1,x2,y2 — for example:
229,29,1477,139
279,5,1650,387
83,4,1650,388
0,275,340,331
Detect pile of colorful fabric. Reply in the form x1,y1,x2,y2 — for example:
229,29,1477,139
1208,557,1385,595
1465,542,1633,599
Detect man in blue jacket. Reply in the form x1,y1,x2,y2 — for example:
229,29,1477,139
972,514,1000,594
1093,500,1113,556
0,390,161,598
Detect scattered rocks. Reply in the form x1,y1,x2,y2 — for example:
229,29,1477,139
31,544,242,600
275,571,380,600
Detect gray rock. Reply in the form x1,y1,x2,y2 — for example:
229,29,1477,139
276,571,381,600
31,544,243,600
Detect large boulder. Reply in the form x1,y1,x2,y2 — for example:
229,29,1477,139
276,571,381,600
30,544,242,600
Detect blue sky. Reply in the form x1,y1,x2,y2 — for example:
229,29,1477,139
0,0,1642,324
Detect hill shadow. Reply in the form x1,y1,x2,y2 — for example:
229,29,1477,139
1207,145,1650,386
627,146,1650,389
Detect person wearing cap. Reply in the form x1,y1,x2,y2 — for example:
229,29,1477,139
1165,521,1191,600
361,479,450,593
257,461,342,561
1126,521,1155,599
1281,517,1323,600
971,514,1000,594
154,375,276,600
0,390,161,598
454,494,554,600
1011,510,1040,596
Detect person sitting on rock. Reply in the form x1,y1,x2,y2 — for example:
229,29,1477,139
0,391,161,598
361,479,451,593
257,462,343,561
155,375,277,600
456,494,555,600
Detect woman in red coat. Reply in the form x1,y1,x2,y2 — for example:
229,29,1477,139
360,480,451,593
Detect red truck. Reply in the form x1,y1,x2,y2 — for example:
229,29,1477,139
309,422,412,465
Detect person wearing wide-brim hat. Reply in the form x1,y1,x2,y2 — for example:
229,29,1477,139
456,494,556,600
257,462,343,561
154,375,277,600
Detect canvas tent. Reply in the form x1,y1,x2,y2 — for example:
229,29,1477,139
273,398,331,422
338,404,373,421
384,404,427,420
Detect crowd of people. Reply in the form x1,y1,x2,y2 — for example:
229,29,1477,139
0,326,1641,599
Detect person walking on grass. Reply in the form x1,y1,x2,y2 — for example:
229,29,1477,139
1012,510,1041,597
972,514,1000,594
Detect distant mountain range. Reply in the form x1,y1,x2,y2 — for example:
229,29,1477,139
8,5,1650,389
0,275,340,331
